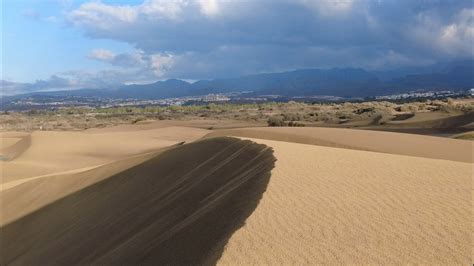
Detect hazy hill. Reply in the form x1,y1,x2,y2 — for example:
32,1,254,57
3,60,473,100
87,60,474,98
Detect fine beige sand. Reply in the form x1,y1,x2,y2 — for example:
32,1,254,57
218,137,472,264
0,132,31,161
389,110,455,123
0,138,21,150
207,126,473,163
0,126,209,182
386,111,473,129
84,119,263,133
0,149,162,226
0,124,472,264
1,137,275,265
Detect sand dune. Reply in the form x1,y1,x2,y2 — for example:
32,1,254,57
1,126,208,182
0,133,31,161
0,138,21,150
0,137,275,265
1,125,472,264
84,119,263,133
0,149,164,226
388,111,465,124
207,126,473,162
218,138,472,264
385,112,473,130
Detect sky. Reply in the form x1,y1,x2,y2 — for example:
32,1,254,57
1,0,473,95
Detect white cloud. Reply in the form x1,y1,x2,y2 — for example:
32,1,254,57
150,54,176,77
410,8,474,57
87,49,175,78
88,49,148,68
140,0,188,19
69,1,138,29
69,0,192,30
88,49,116,61
198,0,219,17
438,8,474,56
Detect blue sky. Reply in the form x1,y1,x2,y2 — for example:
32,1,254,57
1,0,473,95
2,0,134,82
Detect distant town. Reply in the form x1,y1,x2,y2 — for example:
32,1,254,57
375,89,474,100
2,89,472,111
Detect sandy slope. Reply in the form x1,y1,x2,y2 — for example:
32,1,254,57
390,111,454,123
0,137,275,265
0,138,21,150
386,112,474,129
218,138,472,264
207,127,473,163
0,125,472,264
84,119,263,133
0,150,162,226
1,126,208,182
0,132,31,161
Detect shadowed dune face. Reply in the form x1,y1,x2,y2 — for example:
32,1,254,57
389,112,473,127
383,112,474,135
0,137,275,265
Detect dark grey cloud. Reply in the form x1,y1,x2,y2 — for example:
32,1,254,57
1,80,31,96
0,70,149,96
66,0,473,80
1,76,74,96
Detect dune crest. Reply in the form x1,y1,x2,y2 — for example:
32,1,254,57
1,126,209,182
206,127,473,163
0,137,275,265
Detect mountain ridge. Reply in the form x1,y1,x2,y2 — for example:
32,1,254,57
3,60,473,99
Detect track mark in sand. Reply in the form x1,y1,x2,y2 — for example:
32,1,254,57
0,134,31,161
0,137,276,265
0,165,105,192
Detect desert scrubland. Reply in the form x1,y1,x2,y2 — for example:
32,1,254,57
1,98,473,136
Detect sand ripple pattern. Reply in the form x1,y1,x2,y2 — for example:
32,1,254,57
218,138,472,264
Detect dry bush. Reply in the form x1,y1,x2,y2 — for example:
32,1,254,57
354,107,374,115
287,121,305,127
282,112,303,121
267,116,285,127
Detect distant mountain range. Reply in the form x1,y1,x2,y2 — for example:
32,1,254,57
4,60,474,100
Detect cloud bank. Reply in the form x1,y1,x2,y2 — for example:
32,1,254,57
4,0,473,94
68,0,473,80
